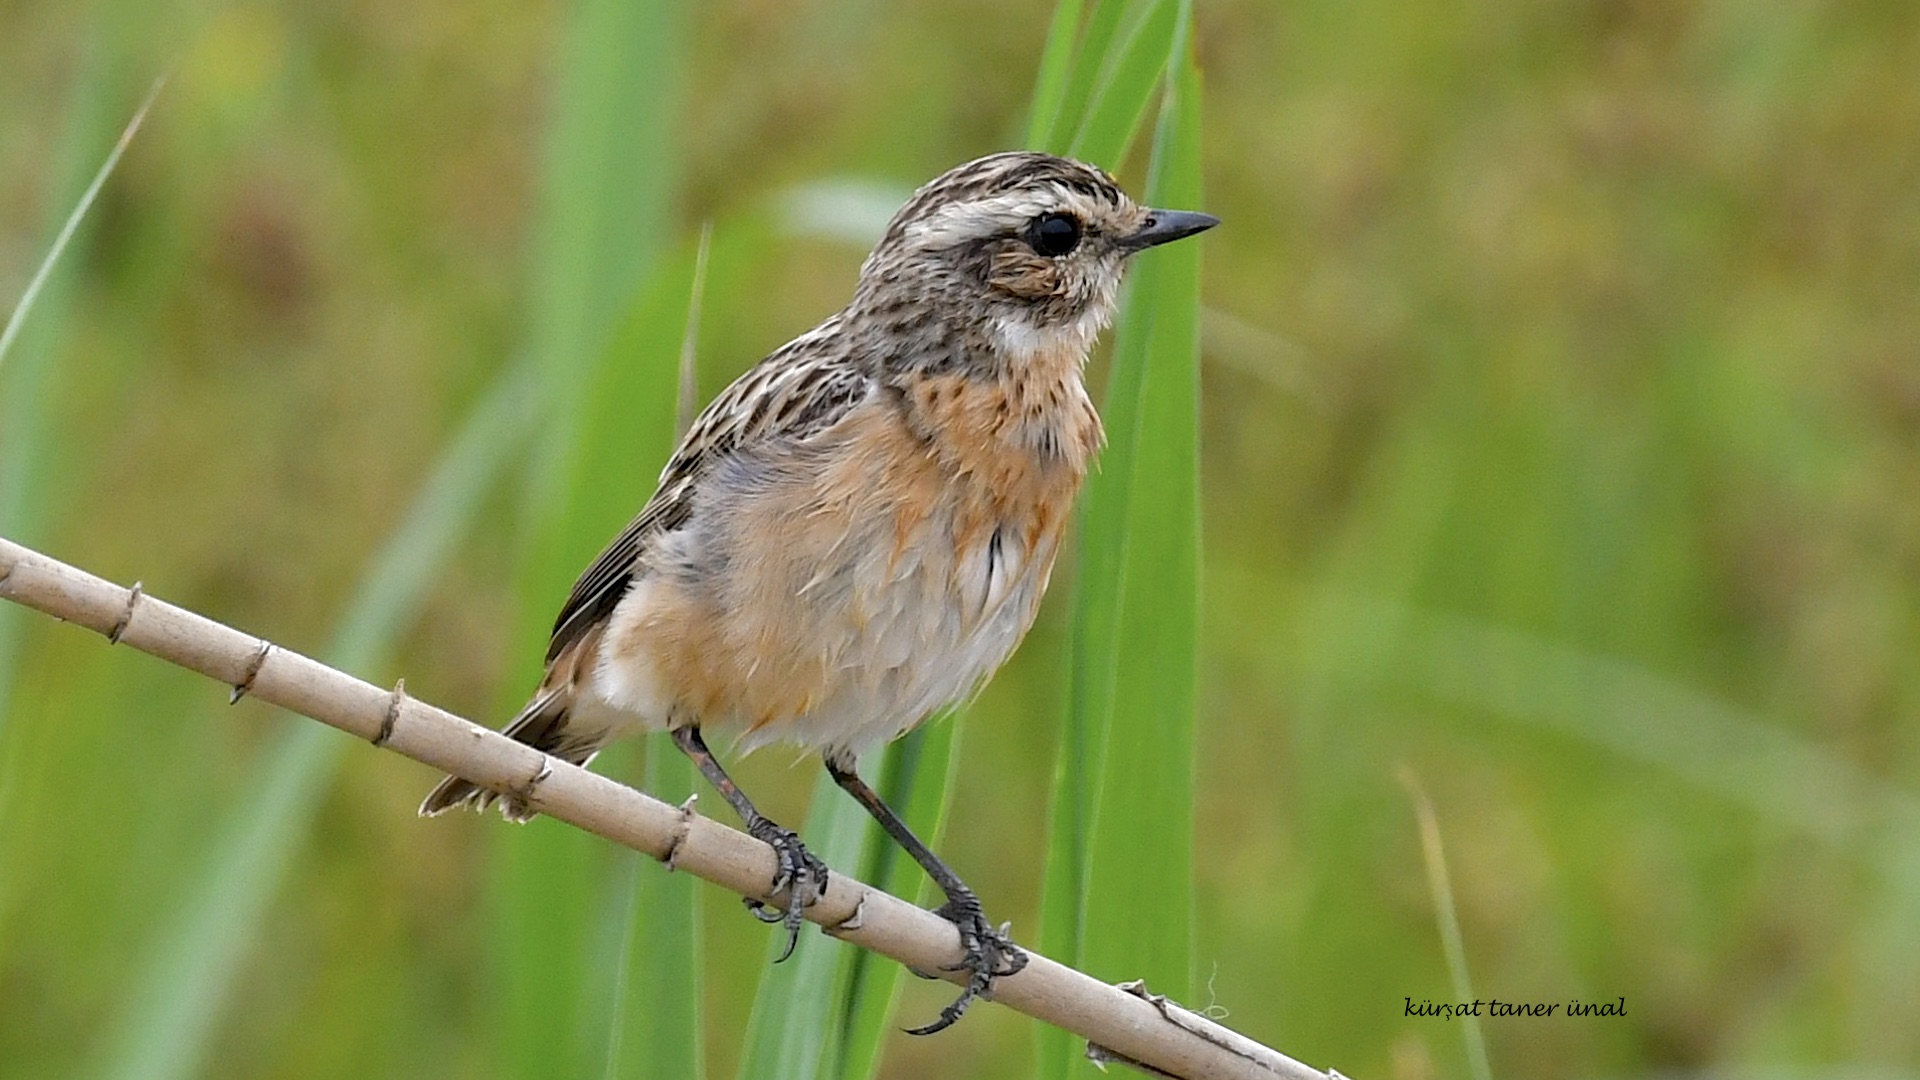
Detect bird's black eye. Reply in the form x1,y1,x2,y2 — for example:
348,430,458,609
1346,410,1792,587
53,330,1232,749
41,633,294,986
1029,212,1082,257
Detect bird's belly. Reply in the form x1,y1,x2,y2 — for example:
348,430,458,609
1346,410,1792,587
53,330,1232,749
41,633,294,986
725,512,1050,754
600,404,1074,755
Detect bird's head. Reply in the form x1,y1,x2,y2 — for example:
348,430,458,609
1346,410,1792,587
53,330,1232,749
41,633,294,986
852,151,1218,367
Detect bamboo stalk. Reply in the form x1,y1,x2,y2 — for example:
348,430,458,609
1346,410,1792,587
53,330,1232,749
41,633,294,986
0,535,1344,1080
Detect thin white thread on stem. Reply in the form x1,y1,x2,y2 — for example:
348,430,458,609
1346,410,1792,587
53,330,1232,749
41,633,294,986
0,535,1340,1080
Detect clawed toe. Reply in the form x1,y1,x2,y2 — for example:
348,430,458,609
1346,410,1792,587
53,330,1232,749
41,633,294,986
904,893,1027,1035
743,820,828,963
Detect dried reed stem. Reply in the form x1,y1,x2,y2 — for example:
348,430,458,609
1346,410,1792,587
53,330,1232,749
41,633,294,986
0,535,1342,1080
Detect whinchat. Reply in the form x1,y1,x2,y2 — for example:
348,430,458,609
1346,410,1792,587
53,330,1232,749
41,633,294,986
423,151,1217,1032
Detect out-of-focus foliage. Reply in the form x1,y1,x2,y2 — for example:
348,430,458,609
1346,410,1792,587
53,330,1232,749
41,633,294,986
3,1,1920,1079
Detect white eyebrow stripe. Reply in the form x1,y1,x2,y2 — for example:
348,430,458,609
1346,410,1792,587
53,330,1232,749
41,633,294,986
901,187,1127,251
904,191,1053,248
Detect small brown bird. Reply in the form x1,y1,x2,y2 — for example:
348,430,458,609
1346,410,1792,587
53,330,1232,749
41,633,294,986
423,151,1216,1032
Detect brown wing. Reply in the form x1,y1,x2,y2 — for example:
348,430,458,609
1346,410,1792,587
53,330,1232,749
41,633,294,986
544,320,873,663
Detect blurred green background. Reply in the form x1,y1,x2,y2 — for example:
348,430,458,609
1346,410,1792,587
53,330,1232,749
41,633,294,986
4,1,1920,1078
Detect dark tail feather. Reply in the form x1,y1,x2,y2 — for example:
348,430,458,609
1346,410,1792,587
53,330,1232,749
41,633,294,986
419,687,579,822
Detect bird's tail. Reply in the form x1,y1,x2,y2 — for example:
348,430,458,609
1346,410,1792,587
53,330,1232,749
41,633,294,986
419,686,590,822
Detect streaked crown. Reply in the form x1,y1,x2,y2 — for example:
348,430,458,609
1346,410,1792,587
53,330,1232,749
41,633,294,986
851,152,1217,361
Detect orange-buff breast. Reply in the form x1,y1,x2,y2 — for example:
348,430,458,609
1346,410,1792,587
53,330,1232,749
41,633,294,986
605,362,1100,757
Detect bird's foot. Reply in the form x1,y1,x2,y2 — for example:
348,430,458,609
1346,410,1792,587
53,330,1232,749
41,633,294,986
905,889,1028,1036
741,818,828,963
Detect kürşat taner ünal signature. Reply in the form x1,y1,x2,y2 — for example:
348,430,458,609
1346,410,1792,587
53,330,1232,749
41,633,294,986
1406,997,1627,1019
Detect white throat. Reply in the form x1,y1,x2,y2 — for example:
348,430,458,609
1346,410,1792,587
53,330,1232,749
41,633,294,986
990,307,1107,365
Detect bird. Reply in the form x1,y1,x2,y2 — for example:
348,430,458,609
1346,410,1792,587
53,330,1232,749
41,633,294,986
421,150,1217,1033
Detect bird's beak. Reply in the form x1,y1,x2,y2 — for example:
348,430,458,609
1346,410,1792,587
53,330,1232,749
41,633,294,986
1119,209,1220,252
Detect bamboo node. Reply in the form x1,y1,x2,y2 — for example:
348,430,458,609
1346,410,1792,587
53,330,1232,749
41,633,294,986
229,640,274,704
107,581,144,644
507,756,554,813
374,678,406,746
827,895,867,935
662,793,699,871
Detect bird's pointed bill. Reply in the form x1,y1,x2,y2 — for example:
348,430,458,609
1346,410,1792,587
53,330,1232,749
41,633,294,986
1120,209,1219,251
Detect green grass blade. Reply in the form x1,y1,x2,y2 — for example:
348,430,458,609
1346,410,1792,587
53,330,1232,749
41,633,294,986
334,362,544,654
605,737,707,1080
1308,592,1920,866
492,820,605,1079
679,223,714,438
1039,19,1202,1078
490,247,699,1080
828,720,965,1080
1079,28,1202,993
513,0,689,618
0,78,159,378
488,0,688,1074
511,0,688,647
1024,0,1085,150
91,356,542,1080
1037,0,1131,153
91,723,339,1080
1027,0,1171,1014
733,753,887,1080
335,361,545,680
1398,767,1496,1080
566,227,712,1077
597,227,714,1080
1066,0,1179,171
0,63,147,744
524,0,684,429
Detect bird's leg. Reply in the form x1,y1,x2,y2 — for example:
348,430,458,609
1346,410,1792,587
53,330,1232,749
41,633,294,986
826,752,1027,1035
671,725,826,963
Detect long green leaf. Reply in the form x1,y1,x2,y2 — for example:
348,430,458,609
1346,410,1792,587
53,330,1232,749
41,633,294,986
1036,0,1132,154
733,751,887,1080
1025,0,1086,150
1305,590,1920,865
1067,0,1180,171
598,226,714,1080
489,0,689,1075
604,738,706,1080
1038,13,1203,1078
492,244,709,1079
829,720,965,1080
788,0,1183,1067
91,356,543,1080
1078,27,1203,995
513,0,689,633
0,52,136,745
1029,0,1184,999
1399,768,1495,1080
0,80,159,378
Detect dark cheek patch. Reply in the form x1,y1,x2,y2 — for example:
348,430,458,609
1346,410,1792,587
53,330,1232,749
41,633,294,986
988,251,1061,300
